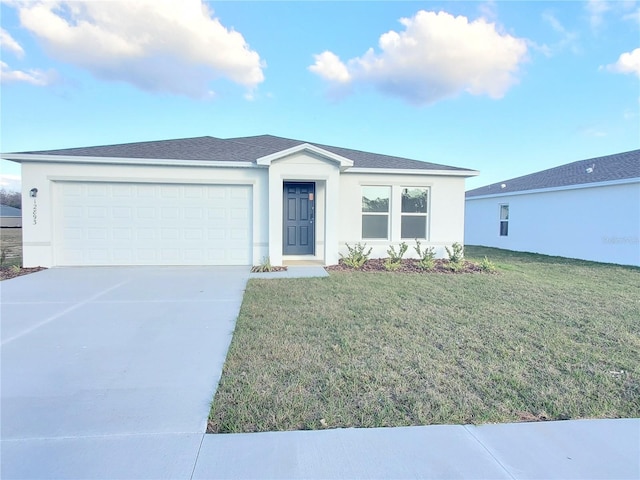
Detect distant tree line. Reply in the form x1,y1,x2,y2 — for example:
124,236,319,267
0,188,21,209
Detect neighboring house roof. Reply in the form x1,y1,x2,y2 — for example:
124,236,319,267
4,134,475,173
0,205,21,217
466,149,640,198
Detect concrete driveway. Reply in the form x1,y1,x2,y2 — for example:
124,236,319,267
1,266,250,479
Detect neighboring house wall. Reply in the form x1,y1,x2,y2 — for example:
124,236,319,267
20,161,268,267
465,180,640,266
340,173,467,259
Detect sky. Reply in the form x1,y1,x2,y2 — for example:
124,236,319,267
1,0,638,193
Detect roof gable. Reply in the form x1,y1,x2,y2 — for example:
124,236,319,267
466,149,640,198
255,143,354,169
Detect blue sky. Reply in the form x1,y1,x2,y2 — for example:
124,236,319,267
1,1,638,192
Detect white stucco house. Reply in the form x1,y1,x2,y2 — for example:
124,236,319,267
465,149,640,267
0,205,22,228
2,135,478,268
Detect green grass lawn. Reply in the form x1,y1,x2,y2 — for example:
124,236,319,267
208,247,640,433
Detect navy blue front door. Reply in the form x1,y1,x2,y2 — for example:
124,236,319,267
283,183,315,255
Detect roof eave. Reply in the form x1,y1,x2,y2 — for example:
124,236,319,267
344,167,479,177
466,177,640,199
0,153,258,168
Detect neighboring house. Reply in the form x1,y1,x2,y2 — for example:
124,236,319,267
465,150,640,267
2,135,478,268
0,205,22,228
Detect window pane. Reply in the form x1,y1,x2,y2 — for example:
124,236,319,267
402,188,428,213
362,215,388,239
362,186,390,213
500,204,509,220
500,221,509,236
401,216,426,239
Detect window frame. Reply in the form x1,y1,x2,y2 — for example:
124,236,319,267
499,204,509,237
361,186,391,240
400,187,429,240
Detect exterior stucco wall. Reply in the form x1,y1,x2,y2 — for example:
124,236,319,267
338,173,468,259
464,181,640,266
20,161,268,267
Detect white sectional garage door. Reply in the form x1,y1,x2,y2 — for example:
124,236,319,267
54,182,252,266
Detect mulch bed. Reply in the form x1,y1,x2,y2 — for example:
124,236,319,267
250,266,288,273
0,267,47,281
326,258,485,273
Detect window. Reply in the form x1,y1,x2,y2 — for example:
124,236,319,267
499,204,509,236
362,186,390,239
401,187,429,239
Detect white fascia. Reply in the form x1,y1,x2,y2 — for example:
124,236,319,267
0,154,258,169
344,167,480,177
466,177,640,200
256,143,354,170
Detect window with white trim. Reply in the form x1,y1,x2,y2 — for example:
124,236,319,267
499,204,509,236
362,186,390,239
401,187,429,239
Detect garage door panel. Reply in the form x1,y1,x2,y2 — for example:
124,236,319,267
55,182,252,266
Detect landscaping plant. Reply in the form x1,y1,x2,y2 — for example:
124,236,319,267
251,256,273,273
384,242,408,271
414,239,436,271
445,242,464,271
340,242,372,269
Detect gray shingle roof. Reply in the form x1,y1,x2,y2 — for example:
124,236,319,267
12,134,473,172
466,149,640,198
0,205,21,217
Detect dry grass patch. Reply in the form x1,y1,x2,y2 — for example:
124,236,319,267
208,247,640,433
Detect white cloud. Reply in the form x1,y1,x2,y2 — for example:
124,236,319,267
586,0,611,29
309,10,528,106
622,7,640,23
604,48,640,77
10,0,265,98
540,11,580,55
0,28,25,57
0,60,55,86
309,51,351,83
581,126,607,138
478,1,498,22
542,12,580,53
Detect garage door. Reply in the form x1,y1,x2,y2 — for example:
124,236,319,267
54,182,252,266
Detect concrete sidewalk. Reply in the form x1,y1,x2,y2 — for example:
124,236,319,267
250,265,329,279
192,418,639,479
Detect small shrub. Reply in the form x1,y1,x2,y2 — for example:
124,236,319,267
384,242,408,271
341,243,372,269
479,256,497,273
445,242,464,272
414,240,436,270
251,256,273,273
445,242,464,263
0,247,7,266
